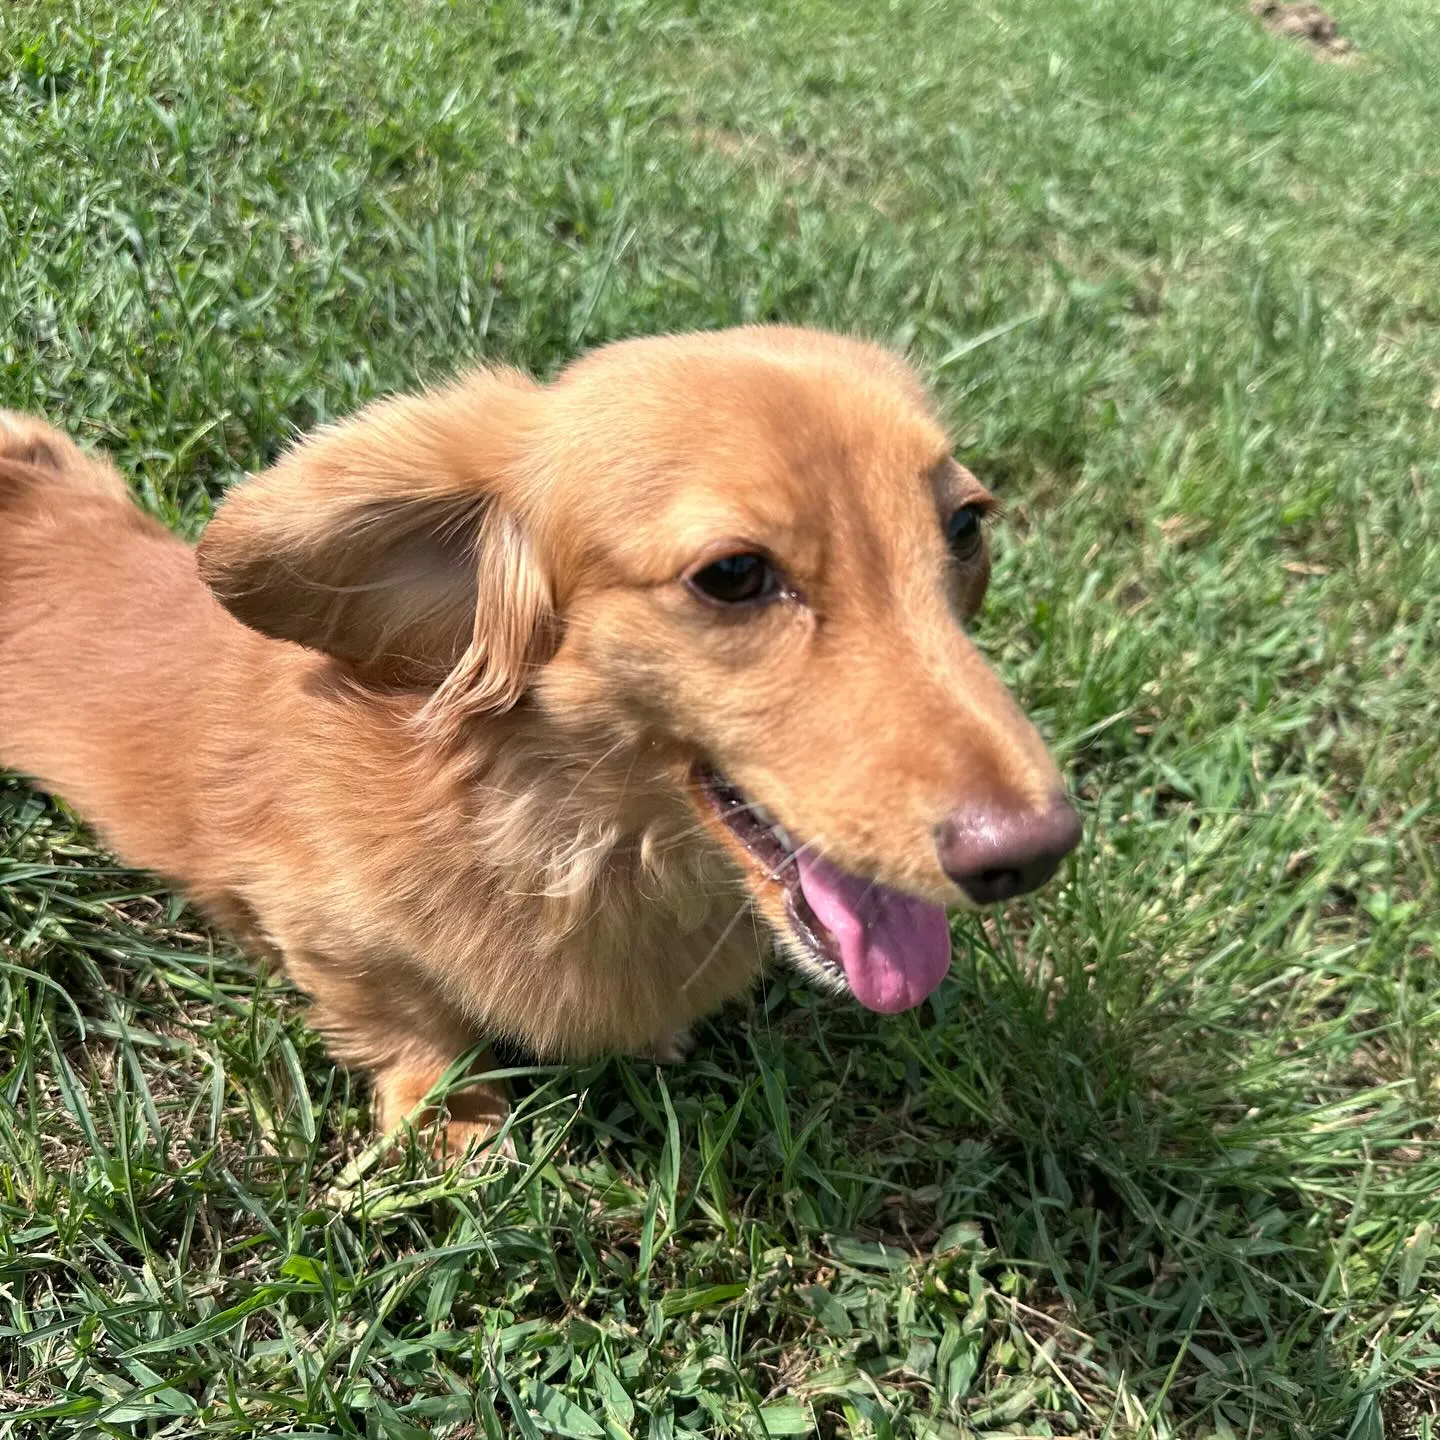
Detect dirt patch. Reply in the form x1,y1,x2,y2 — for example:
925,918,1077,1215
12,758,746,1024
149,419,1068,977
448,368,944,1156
1249,2,1357,61
684,123,831,189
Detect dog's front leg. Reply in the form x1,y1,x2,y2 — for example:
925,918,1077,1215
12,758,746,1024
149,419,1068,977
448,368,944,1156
369,1048,512,1160
281,948,511,1159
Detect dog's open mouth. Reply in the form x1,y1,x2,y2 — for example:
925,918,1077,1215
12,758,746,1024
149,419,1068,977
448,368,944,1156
694,769,952,1014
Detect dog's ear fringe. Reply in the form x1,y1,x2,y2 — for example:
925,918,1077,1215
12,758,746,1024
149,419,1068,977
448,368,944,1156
197,370,557,714
413,506,557,747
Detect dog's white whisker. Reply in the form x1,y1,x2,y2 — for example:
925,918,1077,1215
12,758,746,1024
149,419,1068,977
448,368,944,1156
558,735,633,807
680,897,757,995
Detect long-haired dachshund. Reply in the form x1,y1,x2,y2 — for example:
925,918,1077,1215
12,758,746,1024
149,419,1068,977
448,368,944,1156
0,328,1079,1149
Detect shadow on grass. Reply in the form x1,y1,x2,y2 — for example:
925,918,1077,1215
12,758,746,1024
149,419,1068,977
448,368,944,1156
488,895,1429,1432
4,775,1432,1432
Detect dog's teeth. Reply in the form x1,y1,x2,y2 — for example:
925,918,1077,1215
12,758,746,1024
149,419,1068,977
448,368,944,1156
773,824,793,852
750,802,775,826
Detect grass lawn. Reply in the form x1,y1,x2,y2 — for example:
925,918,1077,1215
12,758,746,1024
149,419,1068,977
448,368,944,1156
2,0,1439,1433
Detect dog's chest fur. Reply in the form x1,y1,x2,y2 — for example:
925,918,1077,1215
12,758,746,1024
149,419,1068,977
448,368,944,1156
208,694,764,1063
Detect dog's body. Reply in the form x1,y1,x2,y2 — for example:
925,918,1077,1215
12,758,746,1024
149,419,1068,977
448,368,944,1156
0,328,1078,1148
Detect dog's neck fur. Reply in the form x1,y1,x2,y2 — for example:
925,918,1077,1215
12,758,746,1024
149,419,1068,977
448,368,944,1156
463,711,726,934
220,672,765,1068
421,712,765,1055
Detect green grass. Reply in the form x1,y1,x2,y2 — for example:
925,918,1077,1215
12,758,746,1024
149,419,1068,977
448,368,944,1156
2,0,1439,1433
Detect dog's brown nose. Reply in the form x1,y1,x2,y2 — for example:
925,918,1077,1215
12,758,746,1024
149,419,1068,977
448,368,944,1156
937,794,1082,905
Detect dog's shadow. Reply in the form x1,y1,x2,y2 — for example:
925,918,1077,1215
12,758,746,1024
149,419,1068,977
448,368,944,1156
484,921,1398,1426
0,788,1402,1429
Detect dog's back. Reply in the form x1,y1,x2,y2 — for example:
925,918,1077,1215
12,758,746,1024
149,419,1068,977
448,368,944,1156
0,415,226,876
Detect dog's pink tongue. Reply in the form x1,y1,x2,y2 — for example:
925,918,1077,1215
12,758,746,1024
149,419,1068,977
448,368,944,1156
795,853,952,1013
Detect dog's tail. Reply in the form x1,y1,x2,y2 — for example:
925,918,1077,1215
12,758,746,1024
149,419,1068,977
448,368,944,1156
0,409,206,881
0,411,131,510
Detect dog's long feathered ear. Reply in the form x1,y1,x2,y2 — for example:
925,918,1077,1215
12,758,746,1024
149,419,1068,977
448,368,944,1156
196,369,554,709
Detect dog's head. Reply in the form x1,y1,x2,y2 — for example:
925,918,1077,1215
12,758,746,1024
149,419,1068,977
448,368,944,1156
199,328,1078,1013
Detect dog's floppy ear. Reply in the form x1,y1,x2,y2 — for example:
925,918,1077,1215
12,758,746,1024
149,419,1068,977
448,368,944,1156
197,369,553,713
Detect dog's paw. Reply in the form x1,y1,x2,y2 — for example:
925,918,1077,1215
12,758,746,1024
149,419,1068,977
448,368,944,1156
643,1028,694,1064
431,1077,516,1165
437,1109,518,1170
374,1059,514,1167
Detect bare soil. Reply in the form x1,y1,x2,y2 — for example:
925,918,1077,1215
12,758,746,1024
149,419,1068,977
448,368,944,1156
1249,1,1358,60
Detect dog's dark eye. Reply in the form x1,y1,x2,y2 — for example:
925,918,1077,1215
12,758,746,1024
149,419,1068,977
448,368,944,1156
946,504,985,562
687,552,779,606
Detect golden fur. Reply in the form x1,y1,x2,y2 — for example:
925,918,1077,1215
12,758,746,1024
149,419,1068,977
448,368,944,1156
0,328,1069,1150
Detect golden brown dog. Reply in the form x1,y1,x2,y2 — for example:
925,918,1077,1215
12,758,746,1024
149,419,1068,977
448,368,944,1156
0,327,1079,1150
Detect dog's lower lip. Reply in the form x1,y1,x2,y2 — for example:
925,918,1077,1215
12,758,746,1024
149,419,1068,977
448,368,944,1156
782,890,838,973
695,766,845,979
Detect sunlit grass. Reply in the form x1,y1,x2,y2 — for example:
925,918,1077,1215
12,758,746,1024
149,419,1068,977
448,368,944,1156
2,0,1438,1433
